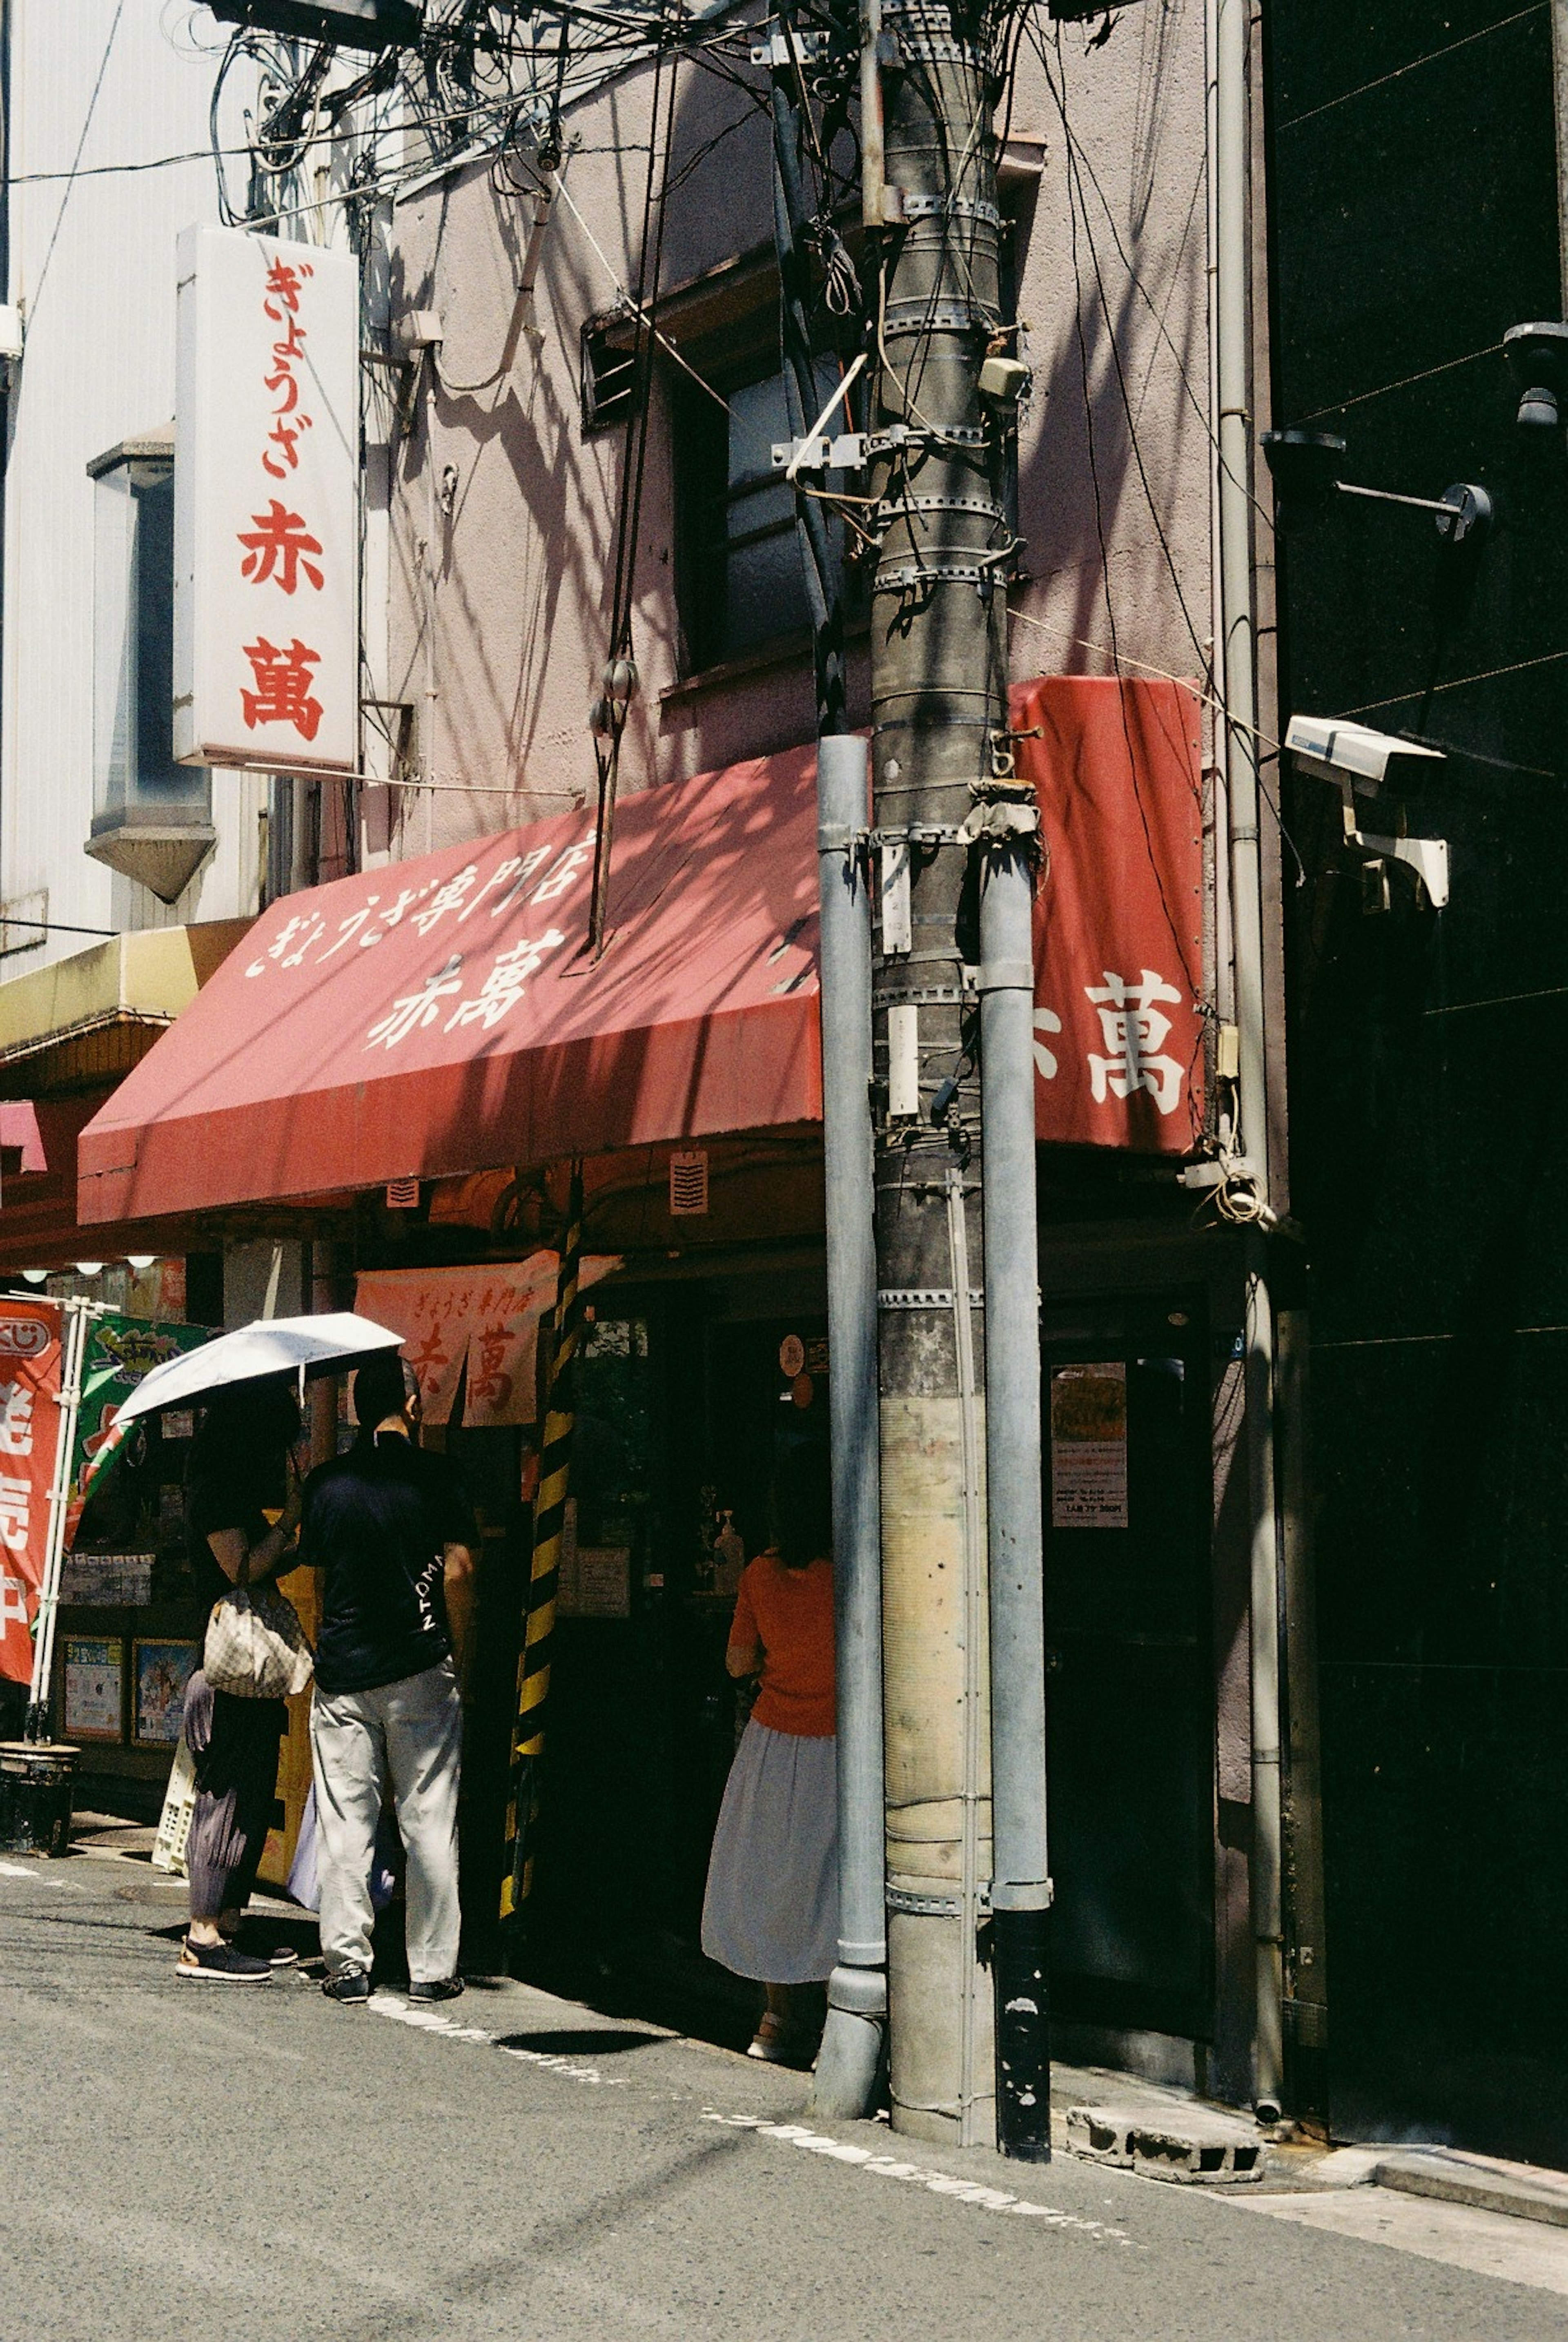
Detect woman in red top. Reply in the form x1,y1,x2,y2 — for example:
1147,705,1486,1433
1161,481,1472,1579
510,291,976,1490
701,1448,837,2064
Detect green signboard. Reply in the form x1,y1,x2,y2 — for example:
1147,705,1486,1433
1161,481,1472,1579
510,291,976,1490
66,1314,214,1541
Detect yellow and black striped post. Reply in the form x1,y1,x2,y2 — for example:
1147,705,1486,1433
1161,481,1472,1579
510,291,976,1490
501,1164,584,1922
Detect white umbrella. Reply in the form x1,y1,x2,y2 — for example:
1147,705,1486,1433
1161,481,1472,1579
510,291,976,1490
113,1311,404,1427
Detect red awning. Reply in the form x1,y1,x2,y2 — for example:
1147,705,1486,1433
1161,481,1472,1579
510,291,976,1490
79,745,823,1223
77,680,1205,1226
0,1103,46,1173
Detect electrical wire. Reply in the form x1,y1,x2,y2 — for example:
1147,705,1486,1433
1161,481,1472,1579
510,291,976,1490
28,0,128,323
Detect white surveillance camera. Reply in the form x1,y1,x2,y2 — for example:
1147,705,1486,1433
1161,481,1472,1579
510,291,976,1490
1286,715,1449,909
0,305,24,366
1285,715,1443,788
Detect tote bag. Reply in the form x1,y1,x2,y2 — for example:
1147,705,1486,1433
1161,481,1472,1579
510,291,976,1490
203,1582,314,1700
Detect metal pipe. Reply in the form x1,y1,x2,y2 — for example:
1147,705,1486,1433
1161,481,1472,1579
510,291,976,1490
1215,0,1284,2115
811,732,888,2120
979,844,1051,2159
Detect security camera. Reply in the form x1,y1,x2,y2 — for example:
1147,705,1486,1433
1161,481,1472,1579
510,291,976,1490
0,305,24,367
1287,716,1449,909
1504,321,1568,439
1285,715,1443,789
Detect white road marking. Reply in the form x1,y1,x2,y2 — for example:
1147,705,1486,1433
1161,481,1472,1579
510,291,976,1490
0,1859,79,1886
703,2112,1141,2246
1228,2183,1568,2298
368,1991,626,2085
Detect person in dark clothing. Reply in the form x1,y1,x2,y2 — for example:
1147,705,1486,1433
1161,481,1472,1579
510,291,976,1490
300,1353,477,2008
177,1379,303,1985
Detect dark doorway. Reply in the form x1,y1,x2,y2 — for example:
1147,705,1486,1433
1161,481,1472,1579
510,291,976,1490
1042,1291,1214,2043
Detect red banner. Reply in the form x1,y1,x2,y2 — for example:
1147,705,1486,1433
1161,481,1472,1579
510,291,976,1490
0,1301,64,1686
1015,675,1207,1155
355,1255,619,1428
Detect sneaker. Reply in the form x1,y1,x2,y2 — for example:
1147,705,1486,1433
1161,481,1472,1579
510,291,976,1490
223,1933,299,1969
322,1966,372,2007
176,1938,272,1985
407,1976,464,2003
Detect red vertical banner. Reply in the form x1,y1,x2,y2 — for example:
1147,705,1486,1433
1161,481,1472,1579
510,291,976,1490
0,1302,63,1686
1012,675,1207,1156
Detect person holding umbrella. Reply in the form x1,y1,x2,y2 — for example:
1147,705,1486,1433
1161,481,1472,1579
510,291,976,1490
176,1379,305,1983
300,1353,477,2006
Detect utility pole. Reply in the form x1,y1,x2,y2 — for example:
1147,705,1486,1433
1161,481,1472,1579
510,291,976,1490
860,0,1049,2152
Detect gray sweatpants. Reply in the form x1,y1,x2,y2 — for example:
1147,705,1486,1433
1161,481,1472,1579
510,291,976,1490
310,1658,462,1984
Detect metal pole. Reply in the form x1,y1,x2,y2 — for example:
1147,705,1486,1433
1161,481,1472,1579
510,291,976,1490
811,734,888,2118
1215,0,1284,2117
25,1299,92,1743
979,838,1051,2158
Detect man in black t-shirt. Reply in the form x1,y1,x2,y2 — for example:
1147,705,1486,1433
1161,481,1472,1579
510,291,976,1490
301,1353,477,2006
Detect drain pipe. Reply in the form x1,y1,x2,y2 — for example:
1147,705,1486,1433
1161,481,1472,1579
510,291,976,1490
978,824,1051,2160
810,732,888,2118
1214,0,1284,2119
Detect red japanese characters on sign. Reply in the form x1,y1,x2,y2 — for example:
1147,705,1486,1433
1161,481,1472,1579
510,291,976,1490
355,1257,620,1428
236,829,595,1049
175,225,358,771
0,1303,64,1686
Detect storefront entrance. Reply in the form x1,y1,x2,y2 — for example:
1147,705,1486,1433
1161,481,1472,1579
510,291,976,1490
504,1273,830,2040
1042,1290,1214,2047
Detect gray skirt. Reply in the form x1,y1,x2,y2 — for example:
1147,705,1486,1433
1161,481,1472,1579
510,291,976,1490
702,1718,838,1984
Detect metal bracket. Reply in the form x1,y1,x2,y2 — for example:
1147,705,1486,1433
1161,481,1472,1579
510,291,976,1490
874,492,1008,525
771,431,866,475
873,982,971,1007
897,193,1002,227
816,822,870,856
884,1885,962,1916
874,559,1006,595
1339,801,1448,908
882,305,992,339
869,422,987,455
878,1289,984,1310
976,958,1034,994
750,26,830,65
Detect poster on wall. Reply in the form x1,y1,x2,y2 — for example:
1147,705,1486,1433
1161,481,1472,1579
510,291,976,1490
1049,1363,1129,1529
174,223,360,772
0,1301,65,1685
133,1639,198,1748
63,1636,124,1742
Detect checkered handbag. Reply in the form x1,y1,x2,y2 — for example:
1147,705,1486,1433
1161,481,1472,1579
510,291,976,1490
203,1583,314,1700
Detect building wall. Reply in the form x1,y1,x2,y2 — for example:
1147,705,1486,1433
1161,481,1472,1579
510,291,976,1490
3,0,266,966
381,3,1215,853
1267,0,1568,2160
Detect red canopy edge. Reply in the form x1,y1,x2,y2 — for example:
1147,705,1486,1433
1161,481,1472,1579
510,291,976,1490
77,680,1207,1227
78,745,824,1223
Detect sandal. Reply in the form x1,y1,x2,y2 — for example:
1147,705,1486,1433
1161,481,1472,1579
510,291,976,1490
746,2010,792,2063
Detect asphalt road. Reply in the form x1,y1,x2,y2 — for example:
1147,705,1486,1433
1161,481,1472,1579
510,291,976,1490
2,1850,1564,2342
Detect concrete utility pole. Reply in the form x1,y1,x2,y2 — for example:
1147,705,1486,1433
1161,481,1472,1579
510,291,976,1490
862,0,1050,2153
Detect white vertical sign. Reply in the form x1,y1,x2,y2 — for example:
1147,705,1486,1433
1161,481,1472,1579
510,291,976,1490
174,224,359,773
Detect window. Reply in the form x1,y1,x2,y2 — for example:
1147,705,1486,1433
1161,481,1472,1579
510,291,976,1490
87,438,214,904
674,351,856,673
581,316,637,434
